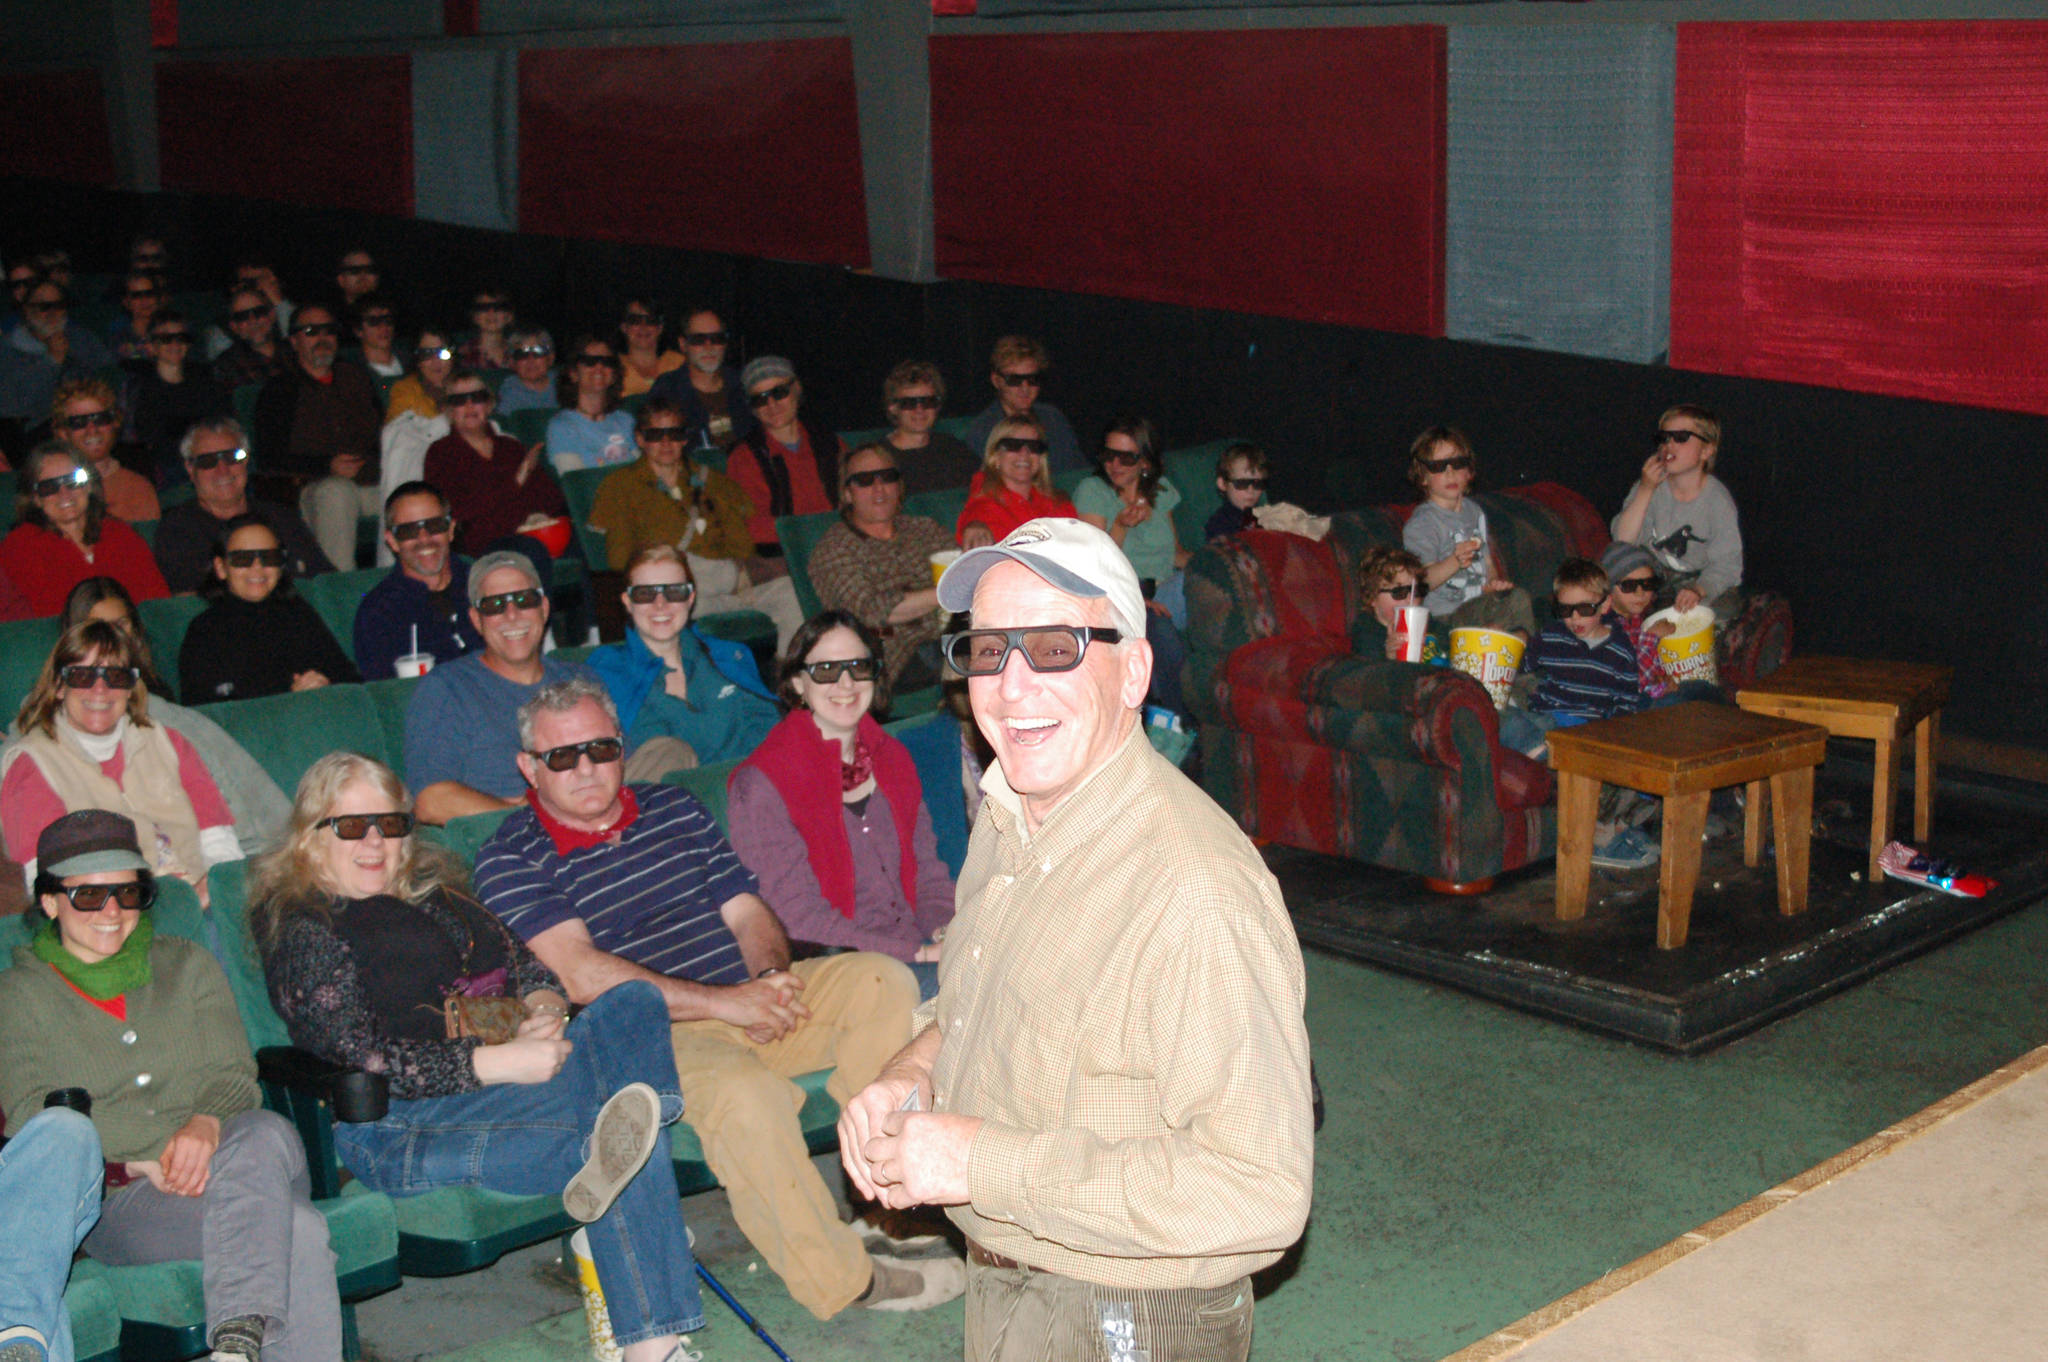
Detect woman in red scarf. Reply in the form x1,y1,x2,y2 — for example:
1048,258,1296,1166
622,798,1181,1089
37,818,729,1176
725,612,954,999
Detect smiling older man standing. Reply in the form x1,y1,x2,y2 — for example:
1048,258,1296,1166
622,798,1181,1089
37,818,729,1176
840,517,1314,1362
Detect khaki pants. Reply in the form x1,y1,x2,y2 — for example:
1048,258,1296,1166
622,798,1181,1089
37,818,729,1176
668,952,917,1319
966,1261,1254,1362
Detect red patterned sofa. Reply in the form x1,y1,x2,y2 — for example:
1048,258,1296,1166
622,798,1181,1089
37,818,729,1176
1182,483,1791,887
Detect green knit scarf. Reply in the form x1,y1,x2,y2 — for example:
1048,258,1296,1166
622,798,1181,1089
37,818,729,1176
32,911,154,1000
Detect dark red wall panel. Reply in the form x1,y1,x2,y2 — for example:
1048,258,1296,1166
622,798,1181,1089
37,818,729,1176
0,69,115,186
157,56,413,217
518,42,869,268
1673,22,2048,417
930,29,1445,335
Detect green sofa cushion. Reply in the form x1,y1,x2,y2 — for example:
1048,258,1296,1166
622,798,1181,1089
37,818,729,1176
0,615,63,723
137,592,210,700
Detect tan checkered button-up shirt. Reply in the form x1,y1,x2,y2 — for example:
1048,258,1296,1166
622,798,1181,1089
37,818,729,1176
928,724,1314,1289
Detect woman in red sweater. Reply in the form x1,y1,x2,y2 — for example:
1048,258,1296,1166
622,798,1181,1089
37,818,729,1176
420,370,567,558
955,416,1077,548
0,442,168,618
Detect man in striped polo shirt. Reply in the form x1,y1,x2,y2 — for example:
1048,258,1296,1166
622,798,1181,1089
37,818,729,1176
472,676,959,1320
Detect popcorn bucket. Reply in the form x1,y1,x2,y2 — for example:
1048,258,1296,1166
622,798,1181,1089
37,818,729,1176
1648,606,1718,687
929,549,962,586
569,1228,623,1362
1449,627,1525,708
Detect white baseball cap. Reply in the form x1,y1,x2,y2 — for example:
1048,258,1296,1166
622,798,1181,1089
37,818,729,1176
938,517,1146,639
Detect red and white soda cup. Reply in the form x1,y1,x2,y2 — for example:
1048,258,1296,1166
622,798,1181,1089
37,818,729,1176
1392,606,1429,663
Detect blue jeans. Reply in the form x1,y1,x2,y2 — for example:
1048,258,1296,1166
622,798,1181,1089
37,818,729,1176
909,959,941,1003
0,1108,103,1362
334,981,703,1343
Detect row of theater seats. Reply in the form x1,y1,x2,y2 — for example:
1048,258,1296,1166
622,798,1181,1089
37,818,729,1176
2,689,966,1362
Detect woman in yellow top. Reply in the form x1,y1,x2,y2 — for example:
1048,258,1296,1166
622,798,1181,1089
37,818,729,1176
615,297,684,399
382,328,456,423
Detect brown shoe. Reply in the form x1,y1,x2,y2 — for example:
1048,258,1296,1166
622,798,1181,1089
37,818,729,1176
860,1250,967,1311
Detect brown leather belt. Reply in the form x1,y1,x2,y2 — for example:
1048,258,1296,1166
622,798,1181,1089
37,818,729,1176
966,1240,1044,1273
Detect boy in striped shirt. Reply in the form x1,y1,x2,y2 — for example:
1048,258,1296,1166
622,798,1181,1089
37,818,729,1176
1529,557,1643,725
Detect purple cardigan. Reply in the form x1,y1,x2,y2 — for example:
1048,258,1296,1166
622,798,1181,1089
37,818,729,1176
725,767,954,959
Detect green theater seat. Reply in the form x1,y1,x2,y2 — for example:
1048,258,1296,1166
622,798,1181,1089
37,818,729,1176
196,684,394,796
0,614,64,721
296,567,386,666
1162,438,1244,547
136,593,211,701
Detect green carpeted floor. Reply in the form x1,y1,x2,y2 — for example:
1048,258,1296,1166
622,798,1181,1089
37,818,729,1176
415,894,2048,1362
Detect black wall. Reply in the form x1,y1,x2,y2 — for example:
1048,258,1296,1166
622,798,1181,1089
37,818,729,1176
13,177,2035,747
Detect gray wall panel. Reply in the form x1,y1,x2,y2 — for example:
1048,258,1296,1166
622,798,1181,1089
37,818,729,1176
1445,24,1673,364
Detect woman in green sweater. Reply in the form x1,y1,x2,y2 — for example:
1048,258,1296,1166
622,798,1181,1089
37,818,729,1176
0,810,341,1362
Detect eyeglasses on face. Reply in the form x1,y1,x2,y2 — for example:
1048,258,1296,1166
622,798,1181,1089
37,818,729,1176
621,312,660,326
416,346,455,363
747,382,794,409
229,305,271,323
575,353,619,370
844,467,902,490
359,312,396,327
1656,429,1707,446
995,437,1048,455
50,880,154,912
390,514,452,542
1227,477,1267,491
800,657,877,684
626,582,694,605
529,737,624,772
24,299,65,316
291,322,340,339
472,299,510,313
125,286,162,300
188,447,249,472
34,468,91,498
1420,456,1474,475
1378,581,1422,601
1613,574,1660,594
59,410,116,431
444,388,492,408
1553,599,1602,619
223,547,284,569
941,626,1122,676
150,330,194,346
317,812,415,840
338,263,376,277
995,370,1044,389
476,588,545,616
639,426,688,444
1101,448,1142,467
683,330,728,346
511,346,551,360
60,664,139,691
891,394,939,410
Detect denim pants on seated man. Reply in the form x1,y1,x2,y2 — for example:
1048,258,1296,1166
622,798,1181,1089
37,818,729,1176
333,981,704,1343
0,1108,104,1362
83,1109,340,1362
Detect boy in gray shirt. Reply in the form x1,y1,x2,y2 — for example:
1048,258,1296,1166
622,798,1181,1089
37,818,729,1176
1611,403,1744,620
1400,426,1534,636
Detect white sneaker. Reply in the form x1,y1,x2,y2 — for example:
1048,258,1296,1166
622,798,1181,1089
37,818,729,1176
565,1083,663,1223
0,1325,49,1362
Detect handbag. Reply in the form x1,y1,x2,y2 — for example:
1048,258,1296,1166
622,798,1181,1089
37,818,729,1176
437,895,530,1045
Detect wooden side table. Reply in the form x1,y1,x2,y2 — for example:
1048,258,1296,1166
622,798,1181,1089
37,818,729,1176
1549,703,1829,949
1736,656,1951,882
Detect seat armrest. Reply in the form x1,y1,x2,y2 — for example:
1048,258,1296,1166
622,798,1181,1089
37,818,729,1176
258,1046,390,1124
258,1047,389,1198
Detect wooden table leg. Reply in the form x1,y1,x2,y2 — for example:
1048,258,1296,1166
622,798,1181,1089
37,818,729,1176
1555,770,1599,922
1744,778,1767,867
1772,763,1815,916
1871,732,1902,882
1914,710,1939,843
1657,791,1709,950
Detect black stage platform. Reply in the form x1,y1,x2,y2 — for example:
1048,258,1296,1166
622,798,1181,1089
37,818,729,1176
1273,757,2048,1052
